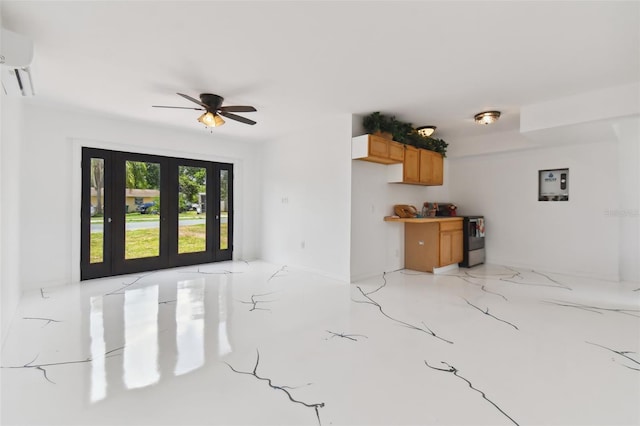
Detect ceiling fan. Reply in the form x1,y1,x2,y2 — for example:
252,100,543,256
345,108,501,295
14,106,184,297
153,93,257,127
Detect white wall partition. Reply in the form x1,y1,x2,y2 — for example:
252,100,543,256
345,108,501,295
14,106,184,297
260,114,352,282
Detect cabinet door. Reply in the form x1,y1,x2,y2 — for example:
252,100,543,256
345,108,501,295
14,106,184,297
419,149,431,184
368,135,390,159
451,229,464,263
439,231,453,266
403,146,420,183
430,151,444,185
419,149,444,185
389,141,405,162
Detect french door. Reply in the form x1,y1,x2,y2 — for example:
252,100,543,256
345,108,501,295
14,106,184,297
81,148,233,280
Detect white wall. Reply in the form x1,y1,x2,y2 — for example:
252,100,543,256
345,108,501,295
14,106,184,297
16,101,262,291
614,117,640,282
260,114,352,282
449,140,620,280
1,97,23,346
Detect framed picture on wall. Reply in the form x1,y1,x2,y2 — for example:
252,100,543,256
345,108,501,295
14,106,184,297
539,168,569,201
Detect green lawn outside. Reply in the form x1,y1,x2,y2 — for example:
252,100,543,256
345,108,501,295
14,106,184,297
90,223,228,263
91,211,212,224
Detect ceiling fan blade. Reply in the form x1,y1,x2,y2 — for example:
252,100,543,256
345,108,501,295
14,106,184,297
152,105,205,110
219,111,257,125
177,92,209,109
219,105,257,113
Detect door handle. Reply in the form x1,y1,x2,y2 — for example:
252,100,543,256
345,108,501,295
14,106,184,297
107,217,112,223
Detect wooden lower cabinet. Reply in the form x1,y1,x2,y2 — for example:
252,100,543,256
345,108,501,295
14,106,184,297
440,229,463,266
404,220,463,272
405,222,440,272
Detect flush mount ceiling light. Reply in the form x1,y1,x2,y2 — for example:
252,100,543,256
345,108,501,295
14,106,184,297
197,111,225,127
416,126,436,137
474,111,501,125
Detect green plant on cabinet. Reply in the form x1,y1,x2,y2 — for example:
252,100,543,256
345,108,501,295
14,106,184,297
362,111,448,157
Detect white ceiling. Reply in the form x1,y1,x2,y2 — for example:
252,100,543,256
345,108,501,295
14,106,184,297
2,1,639,144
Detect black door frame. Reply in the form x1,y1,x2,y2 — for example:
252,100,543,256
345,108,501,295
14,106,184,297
81,147,233,280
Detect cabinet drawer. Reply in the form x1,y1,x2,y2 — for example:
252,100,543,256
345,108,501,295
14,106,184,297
440,220,462,232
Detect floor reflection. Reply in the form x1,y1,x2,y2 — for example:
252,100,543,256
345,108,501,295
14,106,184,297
89,296,106,403
124,285,160,389
175,279,205,376
218,277,232,358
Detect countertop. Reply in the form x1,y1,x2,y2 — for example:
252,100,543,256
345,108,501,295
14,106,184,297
384,216,463,223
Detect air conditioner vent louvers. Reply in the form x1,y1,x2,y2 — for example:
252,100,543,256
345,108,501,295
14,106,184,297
14,68,23,88
1,66,35,96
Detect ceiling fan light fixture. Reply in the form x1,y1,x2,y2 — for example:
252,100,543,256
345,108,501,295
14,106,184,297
213,114,225,127
197,111,225,127
416,126,436,137
474,111,501,125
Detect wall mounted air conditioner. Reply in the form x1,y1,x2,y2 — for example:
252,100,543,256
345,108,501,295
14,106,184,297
1,28,35,96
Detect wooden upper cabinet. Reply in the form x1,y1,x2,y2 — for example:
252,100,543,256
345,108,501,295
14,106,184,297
403,146,420,183
368,134,389,158
402,147,443,186
351,134,404,165
352,134,444,186
389,141,405,162
419,149,444,185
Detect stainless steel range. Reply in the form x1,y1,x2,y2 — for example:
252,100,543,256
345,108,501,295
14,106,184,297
460,216,485,267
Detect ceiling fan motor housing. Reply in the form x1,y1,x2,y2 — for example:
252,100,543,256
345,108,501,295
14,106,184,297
200,93,224,110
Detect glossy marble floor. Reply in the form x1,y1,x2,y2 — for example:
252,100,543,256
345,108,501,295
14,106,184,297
1,261,639,426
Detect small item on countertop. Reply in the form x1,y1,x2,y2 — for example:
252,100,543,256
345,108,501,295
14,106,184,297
394,205,418,218
423,202,437,217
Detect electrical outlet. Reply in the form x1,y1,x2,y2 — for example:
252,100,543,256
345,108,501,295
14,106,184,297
301,240,305,249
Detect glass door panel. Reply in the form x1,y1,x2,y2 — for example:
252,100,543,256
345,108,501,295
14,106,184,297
90,158,105,264
178,165,207,254
82,148,113,280
124,160,160,260
220,169,229,250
